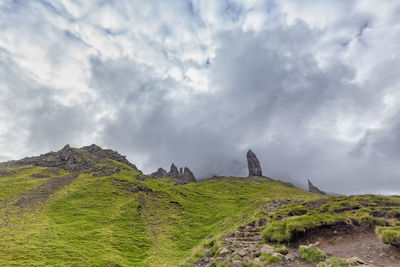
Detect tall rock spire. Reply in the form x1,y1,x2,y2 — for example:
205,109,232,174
169,163,180,177
246,149,262,176
308,179,326,195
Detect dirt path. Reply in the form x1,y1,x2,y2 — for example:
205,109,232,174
274,226,400,267
317,228,400,267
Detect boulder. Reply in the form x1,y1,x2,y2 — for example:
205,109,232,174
260,244,275,254
219,247,230,256
246,149,262,176
136,174,145,181
255,217,267,228
308,179,326,195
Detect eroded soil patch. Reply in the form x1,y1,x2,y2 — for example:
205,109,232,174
14,173,79,208
275,224,400,267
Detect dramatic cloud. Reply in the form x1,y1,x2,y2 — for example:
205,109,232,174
1,0,400,194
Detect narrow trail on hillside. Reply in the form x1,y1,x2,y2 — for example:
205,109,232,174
194,219,400,267
274,225,400,267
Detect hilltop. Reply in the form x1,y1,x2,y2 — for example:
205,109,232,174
0,145,400,266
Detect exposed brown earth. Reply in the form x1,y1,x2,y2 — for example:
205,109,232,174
194,219,400,267
313,227,400,267
14,173,79,208
0,166,32,177
273,225,400,267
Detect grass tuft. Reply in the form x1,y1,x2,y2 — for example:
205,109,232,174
300,246,326,263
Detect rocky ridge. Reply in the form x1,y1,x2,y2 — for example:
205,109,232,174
0,144,140,173
150,163,196,184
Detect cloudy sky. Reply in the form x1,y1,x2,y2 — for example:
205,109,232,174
1,0,400,194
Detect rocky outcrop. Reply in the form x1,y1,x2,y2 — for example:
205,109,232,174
151,168,168,178
308,179,326,195
181,167,196,184
81,144,139,171
15,144,92,172
169,163,180,177
150,163,196,184
246,149,262,176
3,144,140,173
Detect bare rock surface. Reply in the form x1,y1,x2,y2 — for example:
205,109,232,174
246,149,262,176
182,167,196,183
150,163,196,184
150,168,168,178
1,144,139,172
308,179,326,195
169,163,180,177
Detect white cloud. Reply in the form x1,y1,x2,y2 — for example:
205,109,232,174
1,0,400,193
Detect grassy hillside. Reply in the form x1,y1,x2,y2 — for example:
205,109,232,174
0,151,320,266
1,146,400,266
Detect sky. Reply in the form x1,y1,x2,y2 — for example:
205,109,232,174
1,0,400,194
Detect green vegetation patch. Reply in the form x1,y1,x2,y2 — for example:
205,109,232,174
260,252,282,265
0,166,50,199
320,200,361,213
262,213,346,243
317,257,362,267
273,247,288,255
376,226,400,248
300,246,326,263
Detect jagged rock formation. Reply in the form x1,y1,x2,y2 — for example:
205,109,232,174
2,144,140,173
246,149,262,176
169,163,180,177
308,179,326,195
181,167,196,184
81,144,138,170
150,168,168,178
150,163,196,184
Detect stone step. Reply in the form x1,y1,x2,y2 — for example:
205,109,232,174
234,232,260,238
237,228,258,232
232,241,261,246
235,239,262,242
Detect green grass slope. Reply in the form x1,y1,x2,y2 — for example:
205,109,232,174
2,148,400,266
0,156,320,266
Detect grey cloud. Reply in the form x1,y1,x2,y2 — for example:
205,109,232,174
1,0,400,195
0,49,96,156
90,20,391,194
